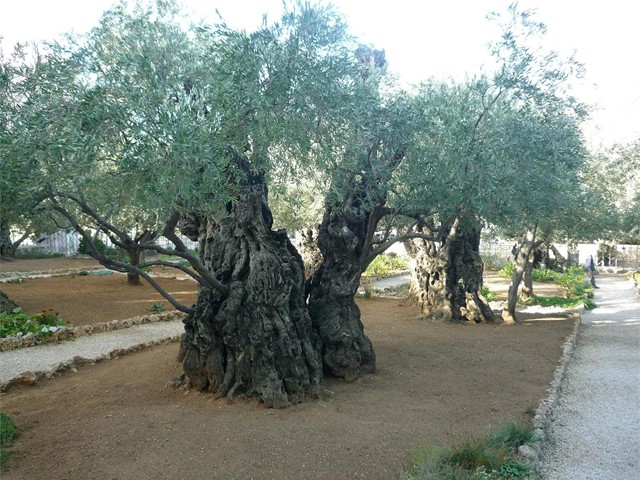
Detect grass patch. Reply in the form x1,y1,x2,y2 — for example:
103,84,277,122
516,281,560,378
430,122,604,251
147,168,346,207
0,412,17,470
522,294,596,310
403,419,533,480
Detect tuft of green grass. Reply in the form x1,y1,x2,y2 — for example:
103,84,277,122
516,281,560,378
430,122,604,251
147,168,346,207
402,419,533,480
0,414,16,448
486,421,533,451
149,302,166,314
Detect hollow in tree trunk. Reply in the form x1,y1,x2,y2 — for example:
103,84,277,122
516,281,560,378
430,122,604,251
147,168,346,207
176,162,322,408
296,228,323,286
406,219,494,323
308,208,376,381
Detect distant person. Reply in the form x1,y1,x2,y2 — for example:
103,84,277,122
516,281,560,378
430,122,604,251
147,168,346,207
583,254,599,288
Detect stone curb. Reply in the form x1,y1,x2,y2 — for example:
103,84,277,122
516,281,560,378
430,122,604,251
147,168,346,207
517,310,582,476
0,311,187,352
0,334,181,393
0,266,103,282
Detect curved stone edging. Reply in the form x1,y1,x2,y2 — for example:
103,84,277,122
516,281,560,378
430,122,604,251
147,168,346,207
0,311,187,352
516,312,582,475
0,334,181,392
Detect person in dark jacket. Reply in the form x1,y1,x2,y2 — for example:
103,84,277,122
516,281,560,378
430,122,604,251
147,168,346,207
584,254,599,288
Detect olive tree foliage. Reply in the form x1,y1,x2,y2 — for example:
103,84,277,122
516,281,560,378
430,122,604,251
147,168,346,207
2,0,377,405
396,3,588,324
0,43,64,257
581,138,640,244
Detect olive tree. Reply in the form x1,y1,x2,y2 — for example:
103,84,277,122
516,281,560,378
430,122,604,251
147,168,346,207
401,3,588,324
2,0,368,406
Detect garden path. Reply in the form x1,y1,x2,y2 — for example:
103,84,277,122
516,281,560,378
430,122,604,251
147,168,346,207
541,275,640,479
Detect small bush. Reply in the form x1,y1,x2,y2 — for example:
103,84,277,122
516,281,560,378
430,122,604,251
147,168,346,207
481,286,497,302
77,235,116,258
364,254,409,277
149,302,166,314
0,308,72,339
497,262,515,278
531,268,558,282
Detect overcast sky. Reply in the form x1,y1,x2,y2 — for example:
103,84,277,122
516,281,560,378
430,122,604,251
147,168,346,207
1,0,638,148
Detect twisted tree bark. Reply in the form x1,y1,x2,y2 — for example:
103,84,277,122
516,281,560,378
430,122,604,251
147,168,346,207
176,161,322,407
308,207,376,381
406,220,494,323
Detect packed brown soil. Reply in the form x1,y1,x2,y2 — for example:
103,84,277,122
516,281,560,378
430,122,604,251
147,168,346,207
0,259,575,479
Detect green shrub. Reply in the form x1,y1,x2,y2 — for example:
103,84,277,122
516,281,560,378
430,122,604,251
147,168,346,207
481,286,497,302
77,235,116,257
149,302,166,314
531,268,558,282
497,262,515,278
522,295,596,310
363,254,409,277
0,308,72,339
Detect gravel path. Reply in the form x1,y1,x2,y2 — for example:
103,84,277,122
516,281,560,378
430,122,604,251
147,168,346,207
541,275,640,479
0,321,183,387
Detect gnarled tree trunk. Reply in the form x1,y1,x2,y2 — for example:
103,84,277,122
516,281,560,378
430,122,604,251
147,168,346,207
176,165,322,408
0,226,28,258
406,219,494,323
308,207,376,381
0,290,19,314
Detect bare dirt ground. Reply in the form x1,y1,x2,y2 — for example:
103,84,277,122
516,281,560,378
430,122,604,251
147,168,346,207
0,259,574,480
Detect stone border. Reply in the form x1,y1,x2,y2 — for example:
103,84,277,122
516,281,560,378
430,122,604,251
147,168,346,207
516,312,582,474
0,311,187,352
0,334,181,393
0,266,103,282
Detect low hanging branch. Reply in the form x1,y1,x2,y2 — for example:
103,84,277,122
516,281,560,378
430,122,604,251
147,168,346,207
44,192,235,314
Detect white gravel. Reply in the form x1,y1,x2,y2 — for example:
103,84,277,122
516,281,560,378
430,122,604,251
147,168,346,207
541,275,640,479
0,321,183,386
